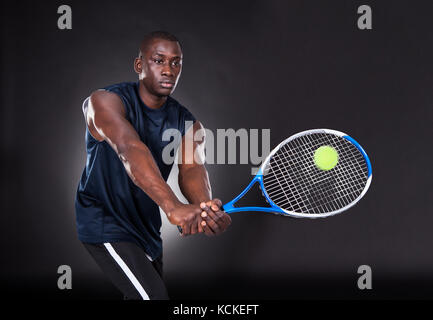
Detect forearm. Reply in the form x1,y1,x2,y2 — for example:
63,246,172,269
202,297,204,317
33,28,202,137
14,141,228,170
118,141,181,214
178,165,212,205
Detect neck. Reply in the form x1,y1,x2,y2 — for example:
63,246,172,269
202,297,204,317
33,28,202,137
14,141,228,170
138,81,167,109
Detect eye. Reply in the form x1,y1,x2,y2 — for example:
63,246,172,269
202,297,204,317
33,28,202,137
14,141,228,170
172,61,181,67
153,59,163,64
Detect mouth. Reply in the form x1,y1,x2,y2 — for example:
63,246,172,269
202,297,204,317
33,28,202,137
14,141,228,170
160,81,175,89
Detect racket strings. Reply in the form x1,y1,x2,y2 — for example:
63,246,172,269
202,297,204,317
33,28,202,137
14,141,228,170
262,132,369,214
266,150,367,194
271,137,367,185
269,141,367,202
264,136,367,188
266,139,366,200
274,135,366,213
281,134,367,213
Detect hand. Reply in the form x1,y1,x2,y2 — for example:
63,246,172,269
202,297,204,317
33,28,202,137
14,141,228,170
199,198,232,236
167,203,203,236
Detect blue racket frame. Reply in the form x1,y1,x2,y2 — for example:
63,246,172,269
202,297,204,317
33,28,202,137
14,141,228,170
221,133,372,217
221,168,286,215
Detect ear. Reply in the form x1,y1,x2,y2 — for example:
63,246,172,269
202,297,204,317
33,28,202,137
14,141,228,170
133,57,142,75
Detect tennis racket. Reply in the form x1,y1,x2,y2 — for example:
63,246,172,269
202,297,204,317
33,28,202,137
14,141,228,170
178,128,372,233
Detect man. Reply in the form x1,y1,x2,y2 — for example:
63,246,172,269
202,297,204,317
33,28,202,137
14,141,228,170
75,31,231,300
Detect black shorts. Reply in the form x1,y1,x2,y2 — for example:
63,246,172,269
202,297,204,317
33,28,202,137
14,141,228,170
82,241,169,300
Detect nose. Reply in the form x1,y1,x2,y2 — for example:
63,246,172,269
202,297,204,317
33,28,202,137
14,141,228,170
161,63,174,77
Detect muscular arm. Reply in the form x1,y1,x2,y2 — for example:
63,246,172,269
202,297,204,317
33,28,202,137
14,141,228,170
178,121,231,235
86,90,201,231
178,121,212,204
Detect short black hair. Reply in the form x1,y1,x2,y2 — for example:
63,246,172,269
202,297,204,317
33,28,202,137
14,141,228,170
139,31,181,57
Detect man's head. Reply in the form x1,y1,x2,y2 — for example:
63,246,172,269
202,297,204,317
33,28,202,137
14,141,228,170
134,31,183,97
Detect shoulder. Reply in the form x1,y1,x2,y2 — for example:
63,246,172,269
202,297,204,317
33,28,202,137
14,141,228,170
86,90,126,127
89,82,140,113
89,89,125,113
103,81,137,92
102,81,137,100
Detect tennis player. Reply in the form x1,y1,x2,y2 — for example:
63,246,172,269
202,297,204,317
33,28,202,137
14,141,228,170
75,31,231,300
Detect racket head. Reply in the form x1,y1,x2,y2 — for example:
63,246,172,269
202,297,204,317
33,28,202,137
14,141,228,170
258,129,372,218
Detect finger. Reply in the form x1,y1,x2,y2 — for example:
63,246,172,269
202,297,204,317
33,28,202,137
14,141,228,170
200,208,223,234
198,212,212,235
215,211,231,227
206,209,231,234
202,209,221,234
201,220,212,235
208,202,220,212
219,213,232,230
202,220,216,236
211,198,223,211
203,201,214,213
201,210,217,233
200,205,213,218
209,207,224,220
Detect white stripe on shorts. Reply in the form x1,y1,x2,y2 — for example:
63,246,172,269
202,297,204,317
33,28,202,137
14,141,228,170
103,242,150,300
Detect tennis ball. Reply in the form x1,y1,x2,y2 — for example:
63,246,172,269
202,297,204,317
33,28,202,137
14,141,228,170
314,146,338,171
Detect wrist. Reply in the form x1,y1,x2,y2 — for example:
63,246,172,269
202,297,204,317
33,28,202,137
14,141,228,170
162,197,183,217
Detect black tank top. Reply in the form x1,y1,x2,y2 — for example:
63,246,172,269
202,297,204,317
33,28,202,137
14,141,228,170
75,81,195,260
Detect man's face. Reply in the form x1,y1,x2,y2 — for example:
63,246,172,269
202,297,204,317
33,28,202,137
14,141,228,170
135,38,183,97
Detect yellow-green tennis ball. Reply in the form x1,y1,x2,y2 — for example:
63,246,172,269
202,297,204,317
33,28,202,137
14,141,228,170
314,146,339,171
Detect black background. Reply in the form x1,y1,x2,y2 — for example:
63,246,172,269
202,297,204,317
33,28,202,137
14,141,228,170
1,0,433,300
